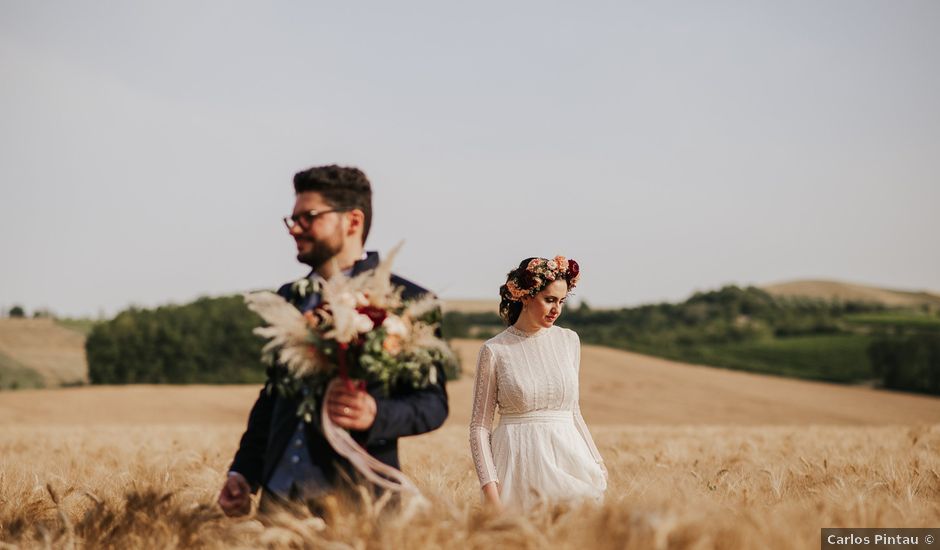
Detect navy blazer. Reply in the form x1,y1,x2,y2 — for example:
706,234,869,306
229,251,449,493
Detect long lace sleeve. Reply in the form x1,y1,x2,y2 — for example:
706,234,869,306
571,332,603,464
469,344,499,487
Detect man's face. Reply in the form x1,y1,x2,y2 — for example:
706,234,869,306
289,192,346,268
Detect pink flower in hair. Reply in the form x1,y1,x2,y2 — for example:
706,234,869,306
507,280,527,300
554,256,568,271
526,259,541,271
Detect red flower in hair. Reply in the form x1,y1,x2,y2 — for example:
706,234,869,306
567,259,580,285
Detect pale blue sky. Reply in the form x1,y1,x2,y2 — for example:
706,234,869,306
1,2,938,317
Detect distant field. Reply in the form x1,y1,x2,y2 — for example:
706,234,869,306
55,317,101,336
680,334,876,383
0,318,87,387
0,350,44,389
440,299,499,314
762,279,940,308
844,312,940,330
6,339,938,428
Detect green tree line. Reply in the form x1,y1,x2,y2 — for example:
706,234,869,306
87,295,461,385
443,285,940,395
87,296,266,384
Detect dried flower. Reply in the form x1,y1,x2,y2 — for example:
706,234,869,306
383,335,403,356
383,315,410,337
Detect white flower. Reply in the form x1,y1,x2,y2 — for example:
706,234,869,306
323,302,361,343
547,260,558,270
354,313,375,334
243,291,328,378
292,279,312,298
333,291,357,309
382,315,410,337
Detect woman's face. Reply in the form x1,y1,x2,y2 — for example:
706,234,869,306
521,278,569,329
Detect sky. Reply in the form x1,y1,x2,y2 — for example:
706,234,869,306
1,1,938,318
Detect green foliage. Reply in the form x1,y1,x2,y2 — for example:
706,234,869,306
86,296,266,384
678,334,875,382
88,295,461,386
55,318,101,336
443,285,934,389
8,306,25,318
869,334,940,395
845,312,940,331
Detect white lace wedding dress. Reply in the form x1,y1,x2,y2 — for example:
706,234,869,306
469,325,606,510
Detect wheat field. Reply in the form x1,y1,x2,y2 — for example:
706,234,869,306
1,339,938,549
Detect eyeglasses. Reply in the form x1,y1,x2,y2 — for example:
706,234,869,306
282,208,348,231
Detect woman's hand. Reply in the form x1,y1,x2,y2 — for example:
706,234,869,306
482,481,503,511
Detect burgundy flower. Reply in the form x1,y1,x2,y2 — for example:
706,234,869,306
567,259,580,280
356,305,388,327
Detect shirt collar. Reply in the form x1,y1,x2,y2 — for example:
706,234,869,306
309,251,375,283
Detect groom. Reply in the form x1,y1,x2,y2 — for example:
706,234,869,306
218,165,449,516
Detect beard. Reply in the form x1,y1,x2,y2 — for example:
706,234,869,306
295,233,343,269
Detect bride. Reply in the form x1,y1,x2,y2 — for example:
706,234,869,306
469,256,607,511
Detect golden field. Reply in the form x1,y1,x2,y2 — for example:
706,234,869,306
1,339,939,549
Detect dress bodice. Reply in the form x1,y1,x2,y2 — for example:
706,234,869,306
485,325,579,414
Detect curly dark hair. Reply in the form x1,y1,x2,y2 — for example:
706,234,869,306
498,257,580,326
293,165,373,243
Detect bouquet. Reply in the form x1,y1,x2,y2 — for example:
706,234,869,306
243,244,452,494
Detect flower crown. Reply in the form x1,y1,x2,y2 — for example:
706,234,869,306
505,256,580,301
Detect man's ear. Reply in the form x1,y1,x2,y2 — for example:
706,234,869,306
345,209,365,238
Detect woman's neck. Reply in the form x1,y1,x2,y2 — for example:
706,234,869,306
512,317,543,334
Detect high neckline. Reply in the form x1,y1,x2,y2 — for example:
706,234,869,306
507,325,552,339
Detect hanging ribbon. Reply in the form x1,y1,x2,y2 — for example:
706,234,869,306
320,378,424,496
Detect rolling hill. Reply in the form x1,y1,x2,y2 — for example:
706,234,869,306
762,279,940,308
2,338,938,427
0,318,88,388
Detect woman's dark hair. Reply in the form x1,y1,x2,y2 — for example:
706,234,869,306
498,258,536,326
293,165,373,243
498,257,579,326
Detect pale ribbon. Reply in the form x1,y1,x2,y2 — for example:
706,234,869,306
320,378,424,497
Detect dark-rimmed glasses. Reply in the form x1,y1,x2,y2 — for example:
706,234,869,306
282,208,348,231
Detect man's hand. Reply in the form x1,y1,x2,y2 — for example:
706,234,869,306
326,380,377,431
218,472,252,517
